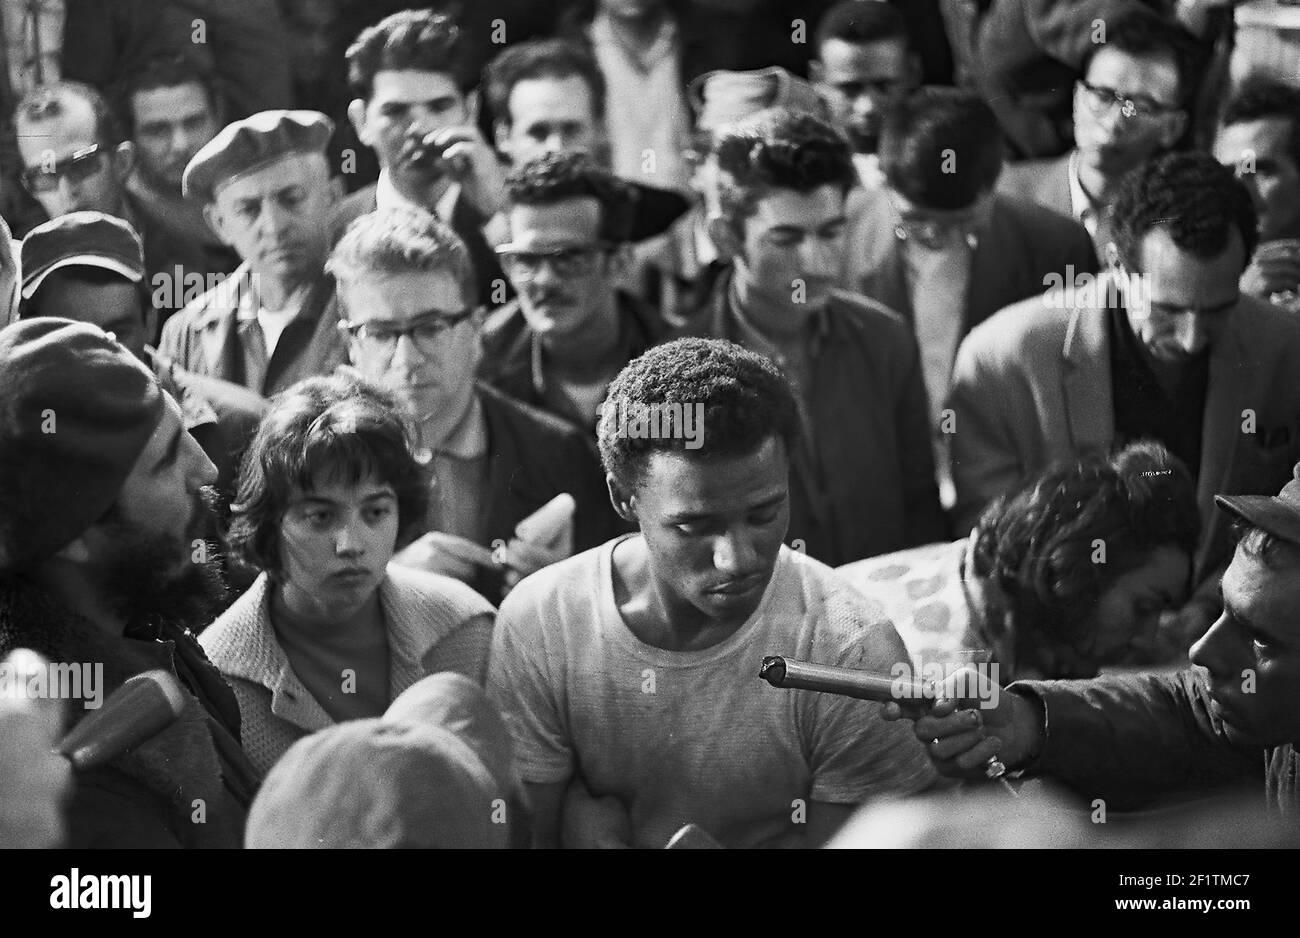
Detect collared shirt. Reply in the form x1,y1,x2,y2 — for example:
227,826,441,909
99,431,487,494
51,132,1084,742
415,393,490,546
1107,300,1210,482
589,9,692,194
1067,149,1101,240
900,234,973,429
376,168,461,222
234,272,312,384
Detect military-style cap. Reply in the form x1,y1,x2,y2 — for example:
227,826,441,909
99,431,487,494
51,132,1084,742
183,109,334,203
688,67,828,135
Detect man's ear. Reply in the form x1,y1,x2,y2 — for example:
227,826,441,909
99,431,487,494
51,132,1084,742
347,98,372,147
606,474,637,523
607,242,634,277
493,120,512,160
202,202,234,246
112,141,135,181
708,214,743,264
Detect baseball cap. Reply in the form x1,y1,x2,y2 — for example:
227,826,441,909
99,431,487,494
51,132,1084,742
20,212,144,300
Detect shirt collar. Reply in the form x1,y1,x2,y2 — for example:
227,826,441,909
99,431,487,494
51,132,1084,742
1067,149,1099,226
377,169,461,223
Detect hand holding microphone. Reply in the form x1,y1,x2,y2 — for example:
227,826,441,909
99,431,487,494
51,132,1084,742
0,649,71,848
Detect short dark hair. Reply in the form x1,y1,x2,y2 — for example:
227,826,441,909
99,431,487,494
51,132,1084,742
598,338,800,493
228,373,430,579
714,108,856,233
483,38,606,130
346,9,469,101
121,54,221,134
815,0,910,53
1080,10,1204,109
16,81,124,147
879,86,1003,210
505,151,636,244
1221,79,1300,171
971,441,1199,664
1111,151,1258,270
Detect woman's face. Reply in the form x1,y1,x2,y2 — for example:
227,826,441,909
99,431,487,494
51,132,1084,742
277,471,401,617
1084,544,1192,665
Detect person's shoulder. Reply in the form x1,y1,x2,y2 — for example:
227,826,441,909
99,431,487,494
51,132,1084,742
991,192,1092,246
1236,293,1300,347
196,573,271,670
330,184,378,239
998,154,1069,190
384,562,496,620
962,290,1072,362
479,382,591,448
826,289,910,339
496,541,612,624
781,549,909,660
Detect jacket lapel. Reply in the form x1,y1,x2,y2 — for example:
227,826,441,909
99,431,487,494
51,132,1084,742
1060,292,1114,457
1195,313,1248,573
196,266,248,378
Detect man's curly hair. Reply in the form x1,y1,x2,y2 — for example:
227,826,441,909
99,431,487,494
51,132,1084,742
713,107,856,234
597,338,800,492
970,441,1199,670
505,151,637,244
346,9,469,100
1111,152,1258,271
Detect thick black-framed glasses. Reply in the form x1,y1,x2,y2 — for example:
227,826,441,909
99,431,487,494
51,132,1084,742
338,306,476,354
496,243,615,280
21,143,107,194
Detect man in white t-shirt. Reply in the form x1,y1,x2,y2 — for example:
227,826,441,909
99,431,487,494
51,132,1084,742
488,337,937,848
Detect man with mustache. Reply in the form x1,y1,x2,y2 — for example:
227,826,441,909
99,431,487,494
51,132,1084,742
683,107,947,566
483,151,666,436
488,338,937,848
157,109,346,398
0,318,259,847
333,9,509,306
949,151,1300,646
891,465,1300,815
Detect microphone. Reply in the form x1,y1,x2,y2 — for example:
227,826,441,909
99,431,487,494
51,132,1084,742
57,670,188,771
758,656,931,704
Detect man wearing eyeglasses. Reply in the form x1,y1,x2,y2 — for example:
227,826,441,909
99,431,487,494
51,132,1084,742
844,87,1097,508
482,152,666,436
684,107,947,567
809,1,920,191
329,207,623,603
997,11,1200,256
157,110,346,398
949,152,1300,650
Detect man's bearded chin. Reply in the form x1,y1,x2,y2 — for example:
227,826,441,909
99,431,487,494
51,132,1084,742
102,488,230,637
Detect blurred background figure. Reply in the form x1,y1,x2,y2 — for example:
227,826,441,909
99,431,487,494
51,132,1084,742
245,672,519,848
839,442,1199,681
1213,79,1300,312
200,373,496,777
0,650,72,849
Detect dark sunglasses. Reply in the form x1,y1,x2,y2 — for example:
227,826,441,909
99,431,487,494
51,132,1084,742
21,143,108,194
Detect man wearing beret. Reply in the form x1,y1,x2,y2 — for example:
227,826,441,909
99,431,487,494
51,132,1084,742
0,318,259,847
18,211,266,501
894,463,1300,815
157,109,346,398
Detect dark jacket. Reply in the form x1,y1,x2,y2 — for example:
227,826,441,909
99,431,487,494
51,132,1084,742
1016,669,1284,812
329,184,510,307
845,187,1099,337
0,578,259,848
682,270,949,566
479,290,667,435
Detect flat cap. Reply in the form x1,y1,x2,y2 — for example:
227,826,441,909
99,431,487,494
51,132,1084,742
1216,461,1300,548
183,109,334,203
21,212,144,299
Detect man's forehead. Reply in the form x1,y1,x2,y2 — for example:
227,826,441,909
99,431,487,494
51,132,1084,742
132,82,213,120
749,186,846,226
1135,227,1246,291
1224,542,1300,635
342,268,465,320
18,101,97,159
639,437,788,500
510,198,601,240
509,75,597,123
1215,118,1294,163
214,152,327,201
1086,45,1180,95
818,37,909,76
370,69,461,103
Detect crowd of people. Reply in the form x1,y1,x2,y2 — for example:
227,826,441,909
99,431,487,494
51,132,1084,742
2,0,1300,850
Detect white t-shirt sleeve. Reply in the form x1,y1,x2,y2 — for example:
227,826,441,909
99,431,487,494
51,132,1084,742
801,598,939,805
486,582,574,785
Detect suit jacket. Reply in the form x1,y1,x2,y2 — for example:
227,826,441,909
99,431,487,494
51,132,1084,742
329,183,510,306
156,263,347,398
682,270,949,565
1015,670,1277,812
946,279,1300,583
845,187,1098,337
996,154,1072,220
